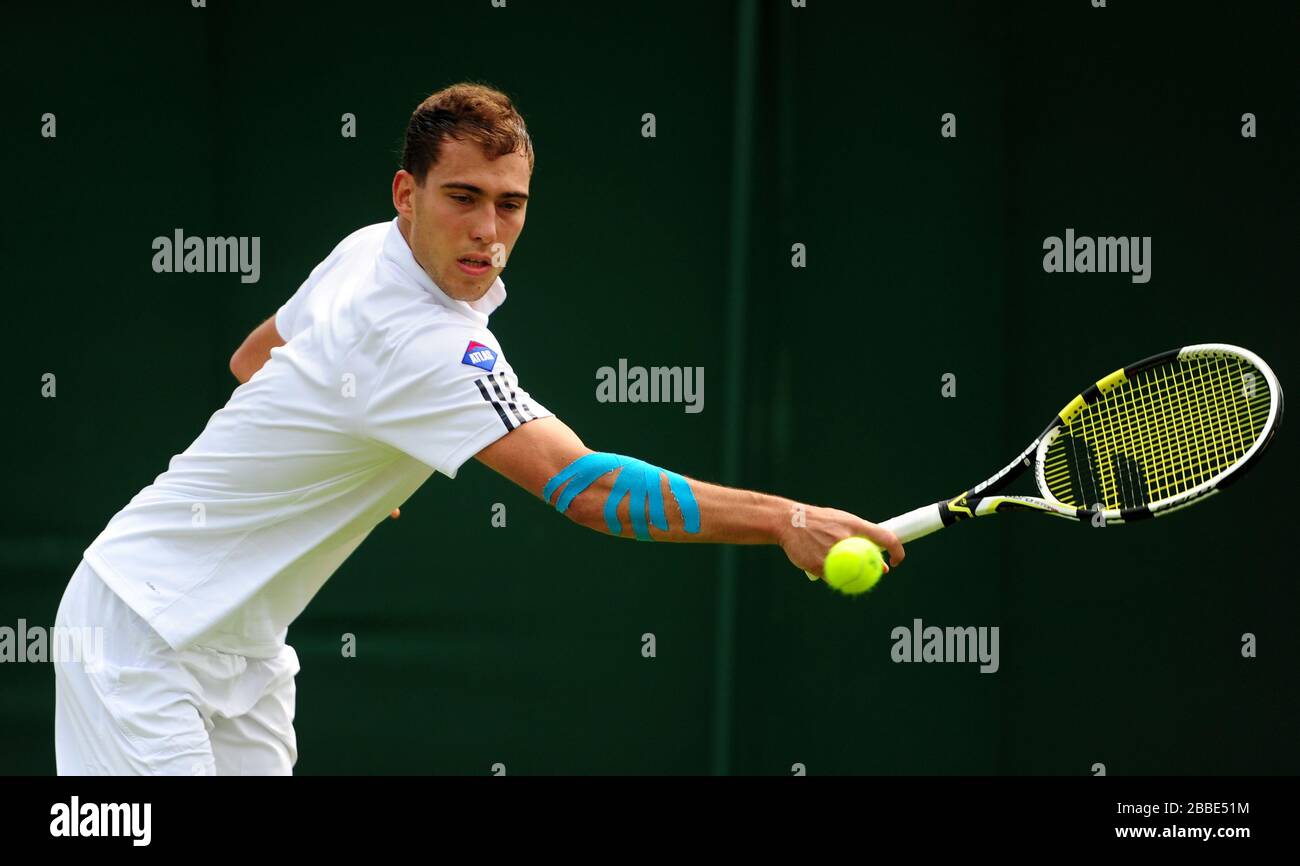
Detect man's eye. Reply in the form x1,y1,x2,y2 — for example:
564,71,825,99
451,195,471,204
501,202,521,212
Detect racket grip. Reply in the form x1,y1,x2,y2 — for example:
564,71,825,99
801,502,946,581
879,502,946,545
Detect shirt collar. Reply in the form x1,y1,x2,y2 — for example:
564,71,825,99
382,217,507,326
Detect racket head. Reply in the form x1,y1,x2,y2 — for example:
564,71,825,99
1032,343,1283,523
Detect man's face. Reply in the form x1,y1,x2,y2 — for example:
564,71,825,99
393,137,531,301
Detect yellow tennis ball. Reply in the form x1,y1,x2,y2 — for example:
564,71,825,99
823,537,884,596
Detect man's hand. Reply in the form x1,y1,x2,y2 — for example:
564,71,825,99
776,504,904,580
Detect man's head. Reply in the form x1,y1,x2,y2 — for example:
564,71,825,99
392,83,534,302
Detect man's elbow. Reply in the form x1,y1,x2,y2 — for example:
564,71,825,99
229,350,252,383
560,499,598,532
553,486,616,536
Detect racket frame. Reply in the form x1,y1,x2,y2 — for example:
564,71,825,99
881,343,1283,545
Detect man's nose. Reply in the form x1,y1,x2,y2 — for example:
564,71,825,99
471,206,498,244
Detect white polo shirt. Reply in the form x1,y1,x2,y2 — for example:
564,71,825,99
84,219,550,657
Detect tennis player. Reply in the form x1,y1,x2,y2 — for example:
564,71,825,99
53,83,903,775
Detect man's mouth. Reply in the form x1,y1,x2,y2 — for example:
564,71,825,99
457,256,492,276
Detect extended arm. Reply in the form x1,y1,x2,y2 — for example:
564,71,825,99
474,416,904,578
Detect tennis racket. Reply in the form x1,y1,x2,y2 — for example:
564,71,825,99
872,343,1281,551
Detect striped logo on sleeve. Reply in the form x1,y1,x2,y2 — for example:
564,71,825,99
474,369,541,431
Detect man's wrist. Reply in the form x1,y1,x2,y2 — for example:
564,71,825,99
762,495,798,546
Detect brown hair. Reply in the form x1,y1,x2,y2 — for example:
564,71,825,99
401,82,534,181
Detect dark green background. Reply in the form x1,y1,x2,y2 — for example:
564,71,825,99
2,1,1295,775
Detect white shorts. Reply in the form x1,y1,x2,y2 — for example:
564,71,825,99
53,559,300,776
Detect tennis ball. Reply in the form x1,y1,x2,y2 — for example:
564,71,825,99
822,537,884,596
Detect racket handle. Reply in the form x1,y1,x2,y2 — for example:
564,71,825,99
803,502,947,581
879,502,946,545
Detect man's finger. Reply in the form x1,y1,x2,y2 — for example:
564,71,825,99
886,539,904,566
874,529,904,566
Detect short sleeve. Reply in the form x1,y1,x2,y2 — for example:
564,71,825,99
275,271,319,341
275,288,304,340
276,229,367,340
362,327,552,478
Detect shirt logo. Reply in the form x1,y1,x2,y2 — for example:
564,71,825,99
462,340,498,372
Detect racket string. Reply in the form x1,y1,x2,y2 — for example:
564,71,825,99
1042,354,1270,510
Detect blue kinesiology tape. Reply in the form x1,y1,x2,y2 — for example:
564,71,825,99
542,452,701,541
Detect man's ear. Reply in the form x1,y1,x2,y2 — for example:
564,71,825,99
392,170,417,219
